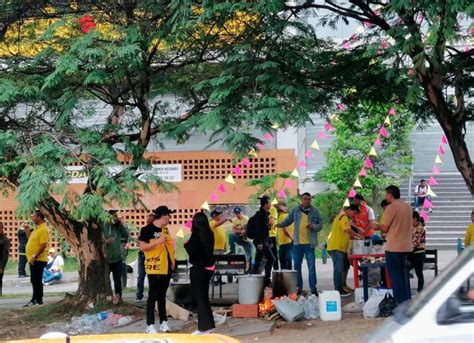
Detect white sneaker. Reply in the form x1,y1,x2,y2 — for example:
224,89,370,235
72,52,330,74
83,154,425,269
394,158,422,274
146,324,157,334
159,321,171,333
192,329,213,335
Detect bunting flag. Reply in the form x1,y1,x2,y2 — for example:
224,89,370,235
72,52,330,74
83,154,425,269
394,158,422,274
248,149,258,158
277,190,286,199
420,210,429,222
176,229,185,239
232,166,243,176
311,139,320,150
210,193,219,202
271,123,280,129
438,145,445,155
388,107,396,116
429,176,438,186
271,198,278,205
431,166,440,175
200,201,210,211
324,122,335,132
354,178,362,188
369,146,377,156
337,103,346,110
318,131,328,139
342,41,351,49
184,221,193,229
349,189,356,198
283,179,294,188
305,150,313,158
379,127,389,138
426,188,437,197
384,117,391,126
343,198,350,207
297,160,307,168
256,142,265,149
441,135,448,144
423,198,433,209
263,133,273,142
364,156,374,169
360,167,368,177
374,136,382,147
435,155,443,164
242,158,252,167
290,169,299,178
225,174,235,184
217,183,226,193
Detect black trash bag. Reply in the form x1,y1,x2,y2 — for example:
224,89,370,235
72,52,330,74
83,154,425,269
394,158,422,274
379,293,397,317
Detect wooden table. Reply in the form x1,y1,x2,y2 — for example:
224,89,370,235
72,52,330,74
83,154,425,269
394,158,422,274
349,253,391,289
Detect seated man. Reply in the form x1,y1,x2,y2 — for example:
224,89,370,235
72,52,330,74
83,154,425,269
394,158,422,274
42,248,64,285
229,207,253,271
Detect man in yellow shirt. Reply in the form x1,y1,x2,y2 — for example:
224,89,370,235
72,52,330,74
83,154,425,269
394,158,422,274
464,210,474,247
327,205,362,297
24,210,50,307
209,210,230,254
269,206,279,270
229,207,253,270
276,202,294,270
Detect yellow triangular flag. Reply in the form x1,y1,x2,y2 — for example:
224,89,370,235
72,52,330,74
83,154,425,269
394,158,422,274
248,149,258,158
369,146,377,156
330,113,339,121
271,123,280,129
290,169,299,178
356,25,364,33
435,155,443,164
200,201,210,211
354,178,362,188
271,198,278,205
225,174,235,184
384,117,391,126
343,198,350,207
310,139,320,150
176,229,185,239
426,188,437,197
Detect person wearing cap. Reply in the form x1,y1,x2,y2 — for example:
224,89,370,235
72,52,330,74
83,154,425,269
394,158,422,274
17,223,29,278
138,206,176,334
136,213,157,303
0,222,10,297
277,192,323,295
276,202,294,270
352,194,377,239
42,248,64,285
209,210,230,255
251,195,275,288
103,209,130,304
229,207,253,270
327,205,363,297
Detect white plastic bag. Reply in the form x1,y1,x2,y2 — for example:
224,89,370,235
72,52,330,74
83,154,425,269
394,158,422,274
272,297,305,322
304,295,319,319
363,289,393,318
213,312,227,326
343,302,364,313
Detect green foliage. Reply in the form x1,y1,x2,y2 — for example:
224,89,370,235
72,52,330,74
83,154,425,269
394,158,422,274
246,171,298,206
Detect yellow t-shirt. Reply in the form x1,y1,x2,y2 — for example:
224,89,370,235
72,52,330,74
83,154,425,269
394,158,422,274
143,228,175,275
26,223,49,263
277,212,294,246
327,214,351,252
232,215,249,233
210,219,227,251
269,207,278,238
298,212,310,244
465,223,474,246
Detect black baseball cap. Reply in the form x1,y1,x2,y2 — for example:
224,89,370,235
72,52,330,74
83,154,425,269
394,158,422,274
154,206,176,218
354,194,364,201
347,204,360,212
210,210,223,218
108,209,119,215
233,207,242,214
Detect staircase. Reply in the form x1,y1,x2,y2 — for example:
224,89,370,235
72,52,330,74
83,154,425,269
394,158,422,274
402,173,474,250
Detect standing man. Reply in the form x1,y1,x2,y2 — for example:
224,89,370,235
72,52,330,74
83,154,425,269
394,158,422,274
379,185,413,305
103,210,130,304
414,179,432,213
251,196,275,288
268,205,279,270
352,194,377,238
277,193,323,295
464,210,474,247
17,223,29,278
24,211,49,306
138,206,176,334
229,207,253,271
276,202,294,270
0,222,10,297
136,213,157,303
209,210,229,255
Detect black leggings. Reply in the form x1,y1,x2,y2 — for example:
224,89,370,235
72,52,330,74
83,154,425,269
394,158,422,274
147,274,171,325
190,267,215,332
409,251,426,292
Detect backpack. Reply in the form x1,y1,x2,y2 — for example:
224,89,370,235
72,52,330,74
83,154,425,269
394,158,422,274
245,212,258,240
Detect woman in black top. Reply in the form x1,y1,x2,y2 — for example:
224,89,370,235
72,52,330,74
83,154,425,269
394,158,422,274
184,212,216,334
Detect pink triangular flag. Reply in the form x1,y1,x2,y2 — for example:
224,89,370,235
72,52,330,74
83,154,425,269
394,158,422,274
184,221,192,229
432,165,440,174
210,193,218,202
359,167,368,177
363,21,372,28
341,41,351,49
379,127,389,138
283,179,294,189
297,160,306,168
232,166,243,176
256,142,265,148
441,135,448,144
380,40,389,49
337,103,346,111
318,131,328,139
388,107,396,116
277,190,286,199
374,136,382,147
305,150,313,158
364,157,374,169
429,176,438,186
217,183,227,193
263,133,273,142
420,210,429,222
348,189,356,198
423,198,433,209
350,33,359,41
242,158,251,167
324,122,335,132
330,60,337,65
438,145,445,155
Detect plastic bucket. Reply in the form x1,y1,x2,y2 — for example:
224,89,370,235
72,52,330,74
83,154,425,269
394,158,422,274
237,275,264,304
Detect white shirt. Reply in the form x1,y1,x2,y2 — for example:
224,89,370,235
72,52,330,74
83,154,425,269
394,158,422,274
367,205,376,221
415,185,430,196
47,255,64,272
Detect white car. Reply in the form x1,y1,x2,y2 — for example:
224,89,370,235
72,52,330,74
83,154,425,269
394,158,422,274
365,246,474,343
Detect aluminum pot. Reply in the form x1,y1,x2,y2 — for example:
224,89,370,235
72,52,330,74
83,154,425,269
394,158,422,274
272,270,297,297
237,275,265,304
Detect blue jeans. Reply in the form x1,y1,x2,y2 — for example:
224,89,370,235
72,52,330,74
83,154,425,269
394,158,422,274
329,250,350,292
293,244,317,292
279,243,293,270
229,233,254,263
42,269,63,284
136,252,146,300
414,195,431,208
385,251,411,304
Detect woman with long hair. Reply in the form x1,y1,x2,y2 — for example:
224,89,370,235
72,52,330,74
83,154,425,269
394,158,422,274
184,211,216,335
410,211,426,293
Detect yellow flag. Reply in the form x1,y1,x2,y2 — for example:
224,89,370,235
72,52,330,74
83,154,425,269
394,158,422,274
271,123,280,129
435,155,443,164
369,146,377,156
343,198,350,207
176,229,185,239
271,198,278,205
354,178,362,188
384,117,391,126
200,201,210,211
426,188,437,197
291,169,299,178
310,140,320,150
248,149,258,158
225,174,235,184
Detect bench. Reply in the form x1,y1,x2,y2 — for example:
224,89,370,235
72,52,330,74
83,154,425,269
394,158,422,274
424,249,438,276
172,260,190,283
211,254,247,299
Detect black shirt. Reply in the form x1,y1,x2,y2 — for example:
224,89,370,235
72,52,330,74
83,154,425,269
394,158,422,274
17,228,28,253
184,228,215,269
252,208,270,245
138,224,173,271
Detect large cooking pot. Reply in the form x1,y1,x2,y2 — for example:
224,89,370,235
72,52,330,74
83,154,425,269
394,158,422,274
272,270,297,297
237,275,265,304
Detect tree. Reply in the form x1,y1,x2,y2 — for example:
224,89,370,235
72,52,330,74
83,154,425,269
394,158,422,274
283,0,473,193
318,103,415,207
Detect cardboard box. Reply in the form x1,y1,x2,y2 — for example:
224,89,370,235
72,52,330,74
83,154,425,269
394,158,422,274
232,304,259,318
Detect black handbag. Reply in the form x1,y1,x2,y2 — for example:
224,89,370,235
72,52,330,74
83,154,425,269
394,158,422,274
379,293,397,317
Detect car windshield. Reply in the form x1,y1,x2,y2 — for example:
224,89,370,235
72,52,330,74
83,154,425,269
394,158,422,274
404,246,474,318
